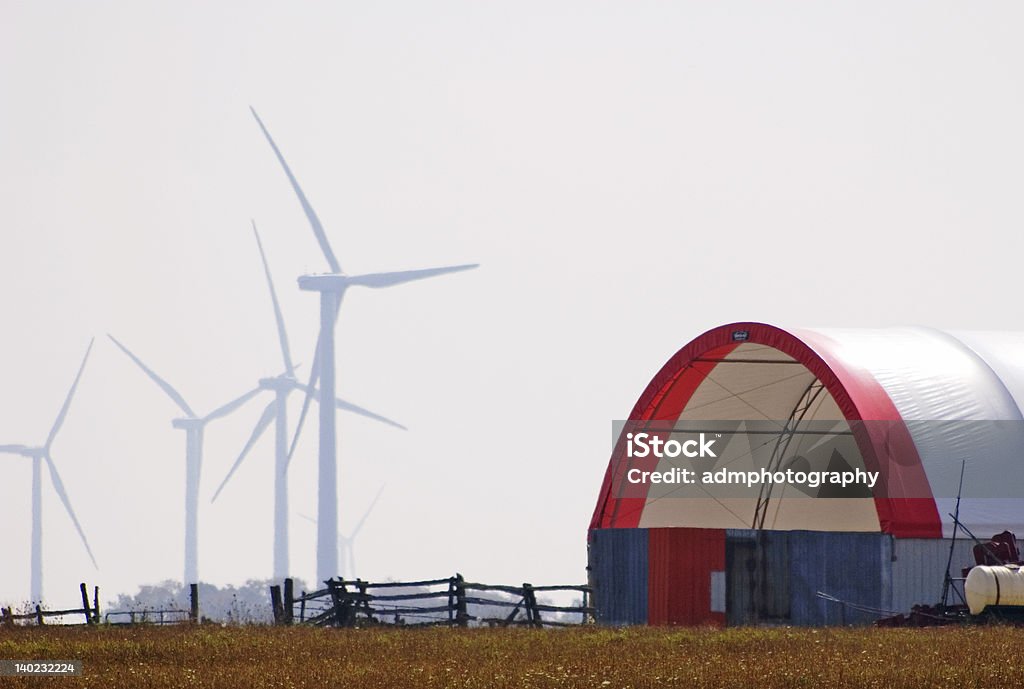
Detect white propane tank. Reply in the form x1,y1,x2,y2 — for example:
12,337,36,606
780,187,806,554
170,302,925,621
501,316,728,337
964,564,1024,615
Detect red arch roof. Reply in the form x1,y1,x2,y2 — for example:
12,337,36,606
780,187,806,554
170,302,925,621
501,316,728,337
590,322,944,537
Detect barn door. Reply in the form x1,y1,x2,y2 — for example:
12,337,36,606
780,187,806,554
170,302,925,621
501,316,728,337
726,532,790,625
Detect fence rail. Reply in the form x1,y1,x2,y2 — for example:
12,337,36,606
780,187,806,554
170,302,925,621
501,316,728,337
1,583,99,626
104,583,201,626
270,574,593,628
105,609,192,625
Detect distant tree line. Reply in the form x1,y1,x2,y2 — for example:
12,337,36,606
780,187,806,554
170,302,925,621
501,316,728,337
106,579,311,624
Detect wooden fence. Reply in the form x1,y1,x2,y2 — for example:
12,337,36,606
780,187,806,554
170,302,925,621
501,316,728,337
0,582,202,627
1,583,99,626
105,583,201,625
270,574,594,628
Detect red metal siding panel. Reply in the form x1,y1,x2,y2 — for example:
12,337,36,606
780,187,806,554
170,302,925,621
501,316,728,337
648,528,726,626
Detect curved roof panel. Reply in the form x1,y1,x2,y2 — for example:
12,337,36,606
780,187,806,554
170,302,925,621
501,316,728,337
591,322,1024,538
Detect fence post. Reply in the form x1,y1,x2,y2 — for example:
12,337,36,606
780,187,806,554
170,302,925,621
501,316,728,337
283,579,294,625
93,586,100,624
1,607,12,628
189,584,199,624
79,583,93,625
327,579,340,626
447,576,455,625
300,591,307,624
522,583,542,628
341,581,355,627
270,585,284,625
454,573,469,628
328,579,354,627
356,579,373,624
35,605,44,626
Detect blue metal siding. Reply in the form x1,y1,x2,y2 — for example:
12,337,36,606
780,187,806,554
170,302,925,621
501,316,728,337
891,538,976,613
788,531,892,626
589,528,648,625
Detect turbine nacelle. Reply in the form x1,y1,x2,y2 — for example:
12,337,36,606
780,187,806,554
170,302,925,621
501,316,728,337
0,445,42,459
171,418,205,431
298,273,350,293
298,264,479,294
258,375,298,392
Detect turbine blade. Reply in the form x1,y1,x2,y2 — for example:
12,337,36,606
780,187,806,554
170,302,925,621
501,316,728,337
108,335,195,418
294,383,406,430
211,400,276,502
346,264,479,289
44,454,97,568
249,107,341,273
203,385,263,423
45,339,94,451
333,398,407,431
252,221,295,376
0,444,31,455
350,484,385,539
284,339,320,472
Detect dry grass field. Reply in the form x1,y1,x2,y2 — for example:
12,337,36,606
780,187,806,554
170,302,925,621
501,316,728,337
0,624,1011,688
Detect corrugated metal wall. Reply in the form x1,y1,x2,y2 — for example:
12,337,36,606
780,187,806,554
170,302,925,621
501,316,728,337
724,530,894,626
592,527,993,627
725,529,791,625
891,538,976,613
648,528,725,626
589,528,648,625
787,531,892,626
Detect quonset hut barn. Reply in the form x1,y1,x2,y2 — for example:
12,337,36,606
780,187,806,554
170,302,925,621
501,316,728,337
589,322,1024,626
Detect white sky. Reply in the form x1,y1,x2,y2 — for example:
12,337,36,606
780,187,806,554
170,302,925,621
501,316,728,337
2,1,1023,605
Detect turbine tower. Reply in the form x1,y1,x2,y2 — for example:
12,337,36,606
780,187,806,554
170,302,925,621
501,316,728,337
109,335,261,585
300,484,385,579
210,222,405,580
250,107,478,583
0,340,97,603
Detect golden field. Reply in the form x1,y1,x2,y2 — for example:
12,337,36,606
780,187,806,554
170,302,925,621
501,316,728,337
0,624,1010,688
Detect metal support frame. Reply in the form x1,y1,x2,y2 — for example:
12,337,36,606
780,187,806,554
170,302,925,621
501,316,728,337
752,379,826,530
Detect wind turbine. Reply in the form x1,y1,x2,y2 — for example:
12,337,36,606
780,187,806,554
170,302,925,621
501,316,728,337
210,221,405,580
300,484,385,579
108,335,261,585
250,106,478,583
0,340,97,603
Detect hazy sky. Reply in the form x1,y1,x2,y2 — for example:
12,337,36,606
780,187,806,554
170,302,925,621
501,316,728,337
2,1,1023,605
